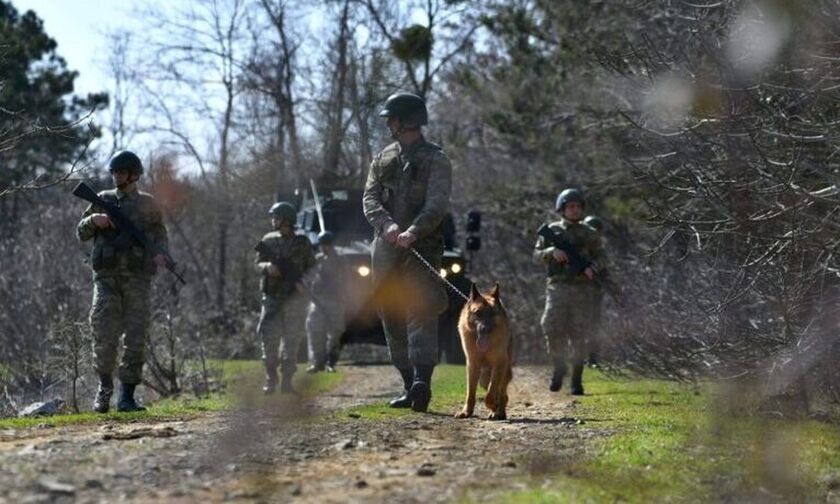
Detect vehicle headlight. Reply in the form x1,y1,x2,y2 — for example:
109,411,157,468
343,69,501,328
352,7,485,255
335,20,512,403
440,268,448,278
450,262,462,274
357,265,371,277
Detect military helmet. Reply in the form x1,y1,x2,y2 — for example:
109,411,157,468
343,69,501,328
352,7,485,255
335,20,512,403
268,201,297,224
583,215,603,232
108,150,143,175
317,230,335,246
555,188,585,212
379,92,428,127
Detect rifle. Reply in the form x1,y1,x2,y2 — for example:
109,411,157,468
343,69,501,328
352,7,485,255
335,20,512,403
72,181,186,285
537,223,624,305
537,223,593,279
254,241,304,292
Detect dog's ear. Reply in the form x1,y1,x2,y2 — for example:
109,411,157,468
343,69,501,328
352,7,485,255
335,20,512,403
490,282,500,301
469,283,480,301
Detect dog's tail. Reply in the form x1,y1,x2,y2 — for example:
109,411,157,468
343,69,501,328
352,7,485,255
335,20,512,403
479,367,491,390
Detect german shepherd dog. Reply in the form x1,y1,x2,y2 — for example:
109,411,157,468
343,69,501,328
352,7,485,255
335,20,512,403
455,283,513,420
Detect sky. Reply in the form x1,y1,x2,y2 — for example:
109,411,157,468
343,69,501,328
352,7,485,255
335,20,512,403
10,0,434,170
12,0,137,96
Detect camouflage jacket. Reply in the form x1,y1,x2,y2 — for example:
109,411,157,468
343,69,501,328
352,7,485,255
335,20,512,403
308,252,347,309
76,188,168,278
362,137,452,247
533,217,605,283
255,231,316,297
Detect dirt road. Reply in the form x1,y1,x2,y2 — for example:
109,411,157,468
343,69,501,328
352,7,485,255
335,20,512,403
0,366,603,503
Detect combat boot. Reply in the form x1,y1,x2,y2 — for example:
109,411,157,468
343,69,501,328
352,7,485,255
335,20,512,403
409,365,434,413
306,363,324,374
263,367,278,395
326,350,339,372
92,374,113,414
388,368,414,408
116,383,147,412
549,358,567,392
570,362,585,396
279,371,297,395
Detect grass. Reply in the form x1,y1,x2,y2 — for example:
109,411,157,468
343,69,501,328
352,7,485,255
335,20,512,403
5,362,839,502
331,364,840,502
495,370,840,503
0,361,343,430
339,364,466,420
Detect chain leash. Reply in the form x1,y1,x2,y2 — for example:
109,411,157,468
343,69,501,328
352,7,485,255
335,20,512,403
410,248,470,302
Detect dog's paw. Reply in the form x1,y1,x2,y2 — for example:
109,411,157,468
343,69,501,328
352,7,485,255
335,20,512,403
455,410,472,419
487,411,507,421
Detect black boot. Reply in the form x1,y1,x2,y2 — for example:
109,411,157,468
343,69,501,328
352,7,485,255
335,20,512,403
388,368,414,408
409,365,434,413
326,350,339,372
117,383,146,412
263,366,278,395
570,362,585,396
306,362,324,374
549,358,567,392
279,371,297,395
92,374,113,414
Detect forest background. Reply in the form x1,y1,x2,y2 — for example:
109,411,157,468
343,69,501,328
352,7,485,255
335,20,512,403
1,0,838,417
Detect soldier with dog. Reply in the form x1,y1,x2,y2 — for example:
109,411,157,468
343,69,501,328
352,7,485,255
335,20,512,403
363,92,452,413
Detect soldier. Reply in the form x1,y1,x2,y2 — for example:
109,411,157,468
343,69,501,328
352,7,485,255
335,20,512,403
533,188,605,395
77,150,168,413
255,202,316,394
583,215,605,367
305,231,347,373
363,92,452,413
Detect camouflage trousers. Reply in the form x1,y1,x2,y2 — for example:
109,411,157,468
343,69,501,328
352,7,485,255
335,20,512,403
306,303,345,366
372,237,448,370
257,293,308,375
540,281,598,366
89,275,152,385
588,288,605,357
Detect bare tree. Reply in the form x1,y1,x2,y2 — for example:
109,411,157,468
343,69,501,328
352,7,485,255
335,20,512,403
354,0,481,98
323,0,352,177
243,0,306,192
138,0,249,311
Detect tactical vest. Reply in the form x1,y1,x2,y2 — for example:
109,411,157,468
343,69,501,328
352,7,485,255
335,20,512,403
90,192,155,275
259,233,310,296
545,222,594,284
376,141,441,232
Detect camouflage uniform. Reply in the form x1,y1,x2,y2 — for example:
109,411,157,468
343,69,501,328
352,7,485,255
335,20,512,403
362,137,452,371
533,217,605,371
305,251,347,367
255,231,316,380
77,188,167,386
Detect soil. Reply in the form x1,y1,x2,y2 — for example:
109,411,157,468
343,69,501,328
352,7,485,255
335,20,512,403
0,365,607,503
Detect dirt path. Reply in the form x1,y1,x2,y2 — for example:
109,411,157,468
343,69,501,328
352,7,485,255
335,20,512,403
0,366,605,503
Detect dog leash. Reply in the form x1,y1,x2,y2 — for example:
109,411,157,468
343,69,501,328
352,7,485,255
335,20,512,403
410,248,471,302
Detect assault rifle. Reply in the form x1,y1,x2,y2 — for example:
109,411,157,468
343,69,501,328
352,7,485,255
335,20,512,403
254,241,304,292
72,181,186,285
537,223,593,279
537,223,623,305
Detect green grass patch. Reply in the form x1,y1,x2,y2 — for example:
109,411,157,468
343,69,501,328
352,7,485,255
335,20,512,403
497,370,840,503
0,361,343,430
339,364,466,420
